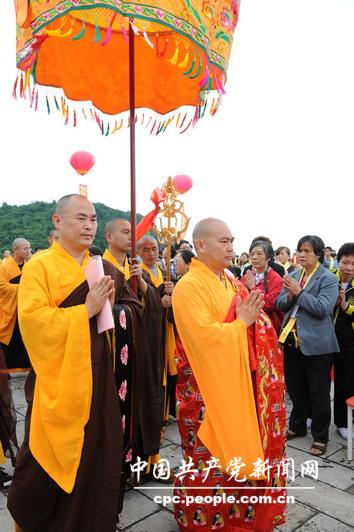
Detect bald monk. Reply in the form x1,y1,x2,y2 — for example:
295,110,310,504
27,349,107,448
47,228,59,246
137,235,177,421
7,194,143,532
172,218,287,531
0,238,31,372
2,250,11,260
103,219,165,474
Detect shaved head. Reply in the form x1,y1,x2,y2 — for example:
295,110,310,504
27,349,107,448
137,235,158,252
192,218,230,244
12,238,29,251
137,235,159,267
192,218,235,275
105,218,131,254
105,218,130,236
55,194,90,216
52,194,97,258
12,238,31,264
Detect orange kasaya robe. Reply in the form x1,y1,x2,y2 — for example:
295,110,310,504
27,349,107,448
17,241,92,493
103,249,131,280
172,258,264,474
0,256,23,345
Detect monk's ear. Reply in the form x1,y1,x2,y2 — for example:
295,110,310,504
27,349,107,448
105,232,112,244
194,239,204,254
52,213,61,229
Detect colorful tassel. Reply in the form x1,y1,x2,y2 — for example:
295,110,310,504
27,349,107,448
73,110,77,127
199,65,210,89
178,50,189,69
54,96,60,111
168,46,179,65
188,58,202,79
29,85,36,108
46,95,50,114
12,75,19,100
72,22,86,40
179,118,193,134
143,31,154,48
94,25,101,43
101,25,112,45
34,89,39,111
121,24,129,43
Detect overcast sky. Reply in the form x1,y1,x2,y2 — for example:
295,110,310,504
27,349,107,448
1,0,354,254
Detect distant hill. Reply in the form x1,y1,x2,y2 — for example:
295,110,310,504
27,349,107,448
0,201,142,253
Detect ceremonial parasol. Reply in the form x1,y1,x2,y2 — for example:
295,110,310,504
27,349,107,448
14,0,240,264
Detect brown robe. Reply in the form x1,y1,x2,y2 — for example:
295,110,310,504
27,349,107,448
8,261,143,532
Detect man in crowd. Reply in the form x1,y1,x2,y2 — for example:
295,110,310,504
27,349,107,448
324,246,338,272
0,238,31,372
172,218,287,530
137,235,177,421
103,219,165,478
7,195,143,532
2,250,11,260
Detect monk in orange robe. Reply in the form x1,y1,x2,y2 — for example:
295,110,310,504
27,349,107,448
0,238,31,466
7,195,143,532
172,219,287,531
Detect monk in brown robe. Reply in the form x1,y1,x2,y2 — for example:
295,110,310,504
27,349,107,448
7,195,143,532
103,219,165,470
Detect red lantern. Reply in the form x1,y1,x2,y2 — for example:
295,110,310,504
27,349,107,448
173,174,193,194
70,151,95,176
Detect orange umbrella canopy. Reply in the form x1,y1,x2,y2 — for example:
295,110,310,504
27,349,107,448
15,0,240,132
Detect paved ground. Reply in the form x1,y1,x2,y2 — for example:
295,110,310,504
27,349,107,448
1,374,354,531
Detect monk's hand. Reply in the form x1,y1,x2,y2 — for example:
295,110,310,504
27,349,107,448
243,270,256,290
130,263,147,295
161,295,172,308
236,290,264,327
85,276,115,318
283,275,301,296
164,281,174,295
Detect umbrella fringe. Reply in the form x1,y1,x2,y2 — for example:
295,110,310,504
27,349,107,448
13,69,222,134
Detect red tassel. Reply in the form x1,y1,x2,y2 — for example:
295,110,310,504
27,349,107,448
12,75,19,99
34,89,39,111
19,73,24,98
29,85,35,108
150,118,157,134
179,118,193,134
73,110,77,127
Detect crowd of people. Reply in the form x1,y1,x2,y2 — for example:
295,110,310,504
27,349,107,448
0,194,353,532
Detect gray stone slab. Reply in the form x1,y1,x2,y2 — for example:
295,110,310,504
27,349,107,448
287,433,342,457
325,447,354,470
121,508,179,532
275,501,315,531
292,476,354,527
119,490,160,530
164,423,181,446
138,482,174,512
160,444,182,472
288,447,354,490
0,492,7,510
0,508,14,532
296,512,354,531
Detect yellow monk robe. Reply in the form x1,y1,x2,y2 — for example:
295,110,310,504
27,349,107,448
103,249,131,280
18,241,92,493
141,262,164,288
0,257,22,345
172,259,264,475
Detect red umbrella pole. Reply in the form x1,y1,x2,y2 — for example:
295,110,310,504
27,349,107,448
129,19,138,293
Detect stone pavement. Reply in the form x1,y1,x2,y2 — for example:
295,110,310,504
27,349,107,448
1,374,354,532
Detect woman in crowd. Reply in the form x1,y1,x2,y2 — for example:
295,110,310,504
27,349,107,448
242,240,283,333
239,252,251,276
333,243,354,439
275,246,296,273
174,249,195,278
276,235,339,456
